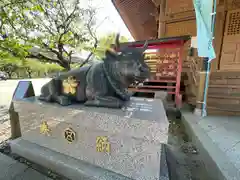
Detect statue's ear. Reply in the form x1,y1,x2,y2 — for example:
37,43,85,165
142,40,148,52
105,48,120,61
115,33,120,49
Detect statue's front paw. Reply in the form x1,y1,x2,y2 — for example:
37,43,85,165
122,94,131,101
57,96,71,106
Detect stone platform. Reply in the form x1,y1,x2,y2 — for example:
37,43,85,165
181,108,240,180
0,152,52,180
10,96,169,180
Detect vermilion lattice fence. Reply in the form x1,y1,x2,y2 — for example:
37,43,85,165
119,36,190,108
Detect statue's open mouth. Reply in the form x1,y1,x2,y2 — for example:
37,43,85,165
134,75,148,82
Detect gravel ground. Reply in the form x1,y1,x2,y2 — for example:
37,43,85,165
0,106,9,122
0,106,10,142
167,112,210,180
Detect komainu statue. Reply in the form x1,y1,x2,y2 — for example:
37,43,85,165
39,34,150,108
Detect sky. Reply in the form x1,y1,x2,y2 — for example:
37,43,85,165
77,0,134,58
88,0,133,40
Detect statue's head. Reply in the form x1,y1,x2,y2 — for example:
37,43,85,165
104,34,150,87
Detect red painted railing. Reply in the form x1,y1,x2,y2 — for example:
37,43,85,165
120,36,188,108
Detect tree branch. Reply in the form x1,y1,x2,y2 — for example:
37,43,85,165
1,0,27,9
1,7,17,31
0,44,18,56
60,0,79,35
26,53,61,64
57,0,69,19
42,43,60,56
79,40,97,68
78,9,98,68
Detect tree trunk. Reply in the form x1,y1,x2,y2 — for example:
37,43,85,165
27,71,32,78
6,72,12,78
59,60,71,71
57,52,71,71
16,72,20,78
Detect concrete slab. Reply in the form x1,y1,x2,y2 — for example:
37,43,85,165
11,97,169,180
13,168,53,180
0,153,51,180
0,161,27,180
181,110,240,180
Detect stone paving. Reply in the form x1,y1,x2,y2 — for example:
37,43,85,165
182,109,240,180
0,153,52,180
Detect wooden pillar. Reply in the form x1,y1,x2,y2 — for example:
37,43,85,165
211,5,227,71
194,72,208,116
158,0,166,38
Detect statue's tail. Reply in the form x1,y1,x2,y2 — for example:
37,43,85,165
38,94,49,102
38,94,45,100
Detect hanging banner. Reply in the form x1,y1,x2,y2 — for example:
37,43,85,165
193,0,216,61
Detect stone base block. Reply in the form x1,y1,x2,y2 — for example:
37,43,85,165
11,97,169,180
10,138,133,180
10,139,169,180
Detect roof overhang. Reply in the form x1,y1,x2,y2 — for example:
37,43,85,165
112,0,159,41
119,35,191,49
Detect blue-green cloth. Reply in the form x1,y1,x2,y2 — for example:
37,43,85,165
193,0,216,61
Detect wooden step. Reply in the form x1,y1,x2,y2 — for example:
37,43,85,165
208,95,240,100
146,79,176,83
210,71,240,79
207,106,240,116
208,88,240,97
209,84,240,88
209,78,240,85
130,85,176,89
207,102,240,112
145,60,157,63
152,76,177,79
128,88,175,94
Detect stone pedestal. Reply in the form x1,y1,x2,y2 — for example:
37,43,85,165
10,97,169,180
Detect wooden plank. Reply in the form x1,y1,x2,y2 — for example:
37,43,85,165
146,79,176,83
207,107,240,116
195,72,207,109
164,0,195,22
225,0,240,11
128,88,175,94
208,87,240,96
220,9,240,70
211,7,226,71
208,94,240,100
133,85,176,89
165,20,196,37
209,84,240,88
158,0,166,38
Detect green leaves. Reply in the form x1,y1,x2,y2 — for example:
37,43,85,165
0,0,97,70
93,33,129,59
31,5,44,12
